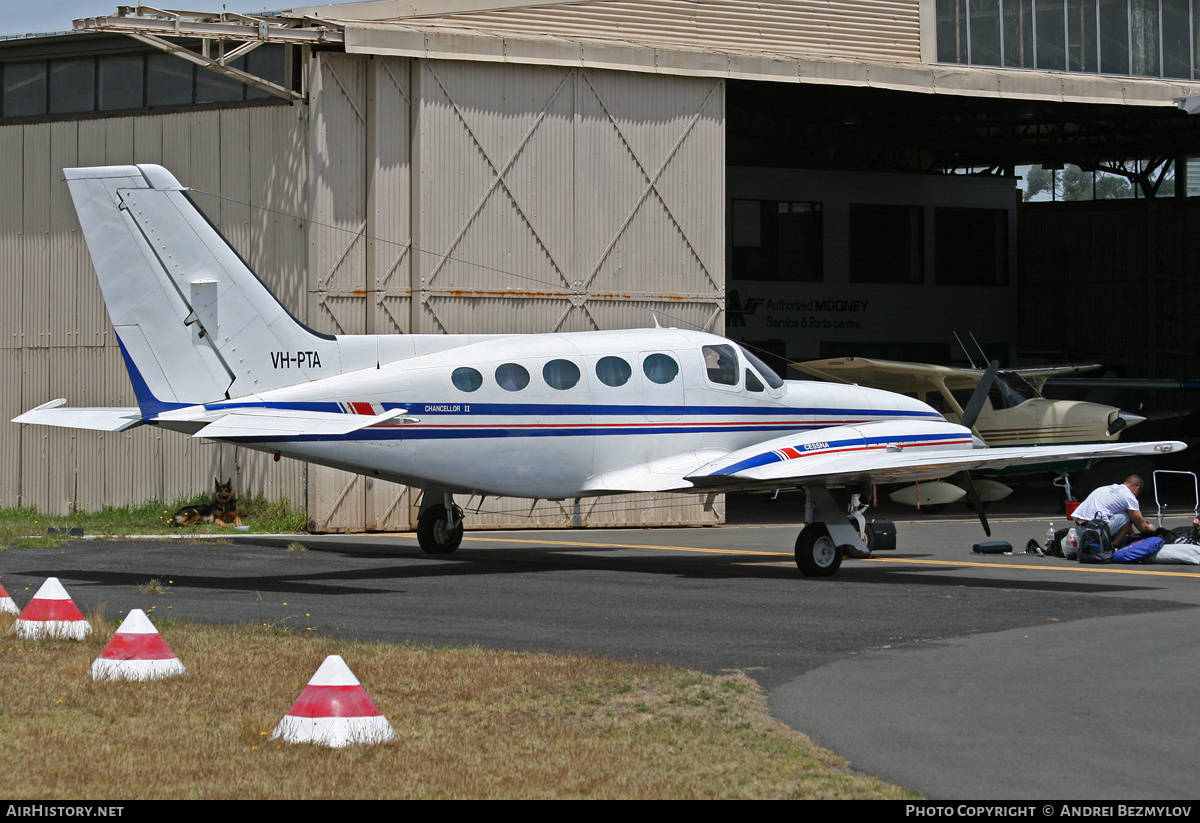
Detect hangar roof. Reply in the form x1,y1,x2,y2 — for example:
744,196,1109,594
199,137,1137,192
280,0,1198,108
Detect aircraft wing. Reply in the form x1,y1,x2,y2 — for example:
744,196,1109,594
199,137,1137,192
683,425,1185,492
194,407,409,439
12,399,142,432
794,357,987,393
1012,364,1102,391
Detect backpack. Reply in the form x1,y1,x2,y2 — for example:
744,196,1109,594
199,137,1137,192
1047,527,1069,558
1167,525,1200,545
1077,519,1113,563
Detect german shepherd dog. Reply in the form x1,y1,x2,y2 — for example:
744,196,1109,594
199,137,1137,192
172,478,242,527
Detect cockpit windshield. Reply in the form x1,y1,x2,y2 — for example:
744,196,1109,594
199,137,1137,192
993,370,1041,409
738,346,784,389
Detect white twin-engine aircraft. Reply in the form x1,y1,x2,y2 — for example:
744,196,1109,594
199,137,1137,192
13,165,1188,576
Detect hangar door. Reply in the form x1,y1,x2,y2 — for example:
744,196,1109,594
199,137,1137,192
306,54,725,531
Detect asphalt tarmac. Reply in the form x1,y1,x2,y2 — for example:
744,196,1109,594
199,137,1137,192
3,502,1198,799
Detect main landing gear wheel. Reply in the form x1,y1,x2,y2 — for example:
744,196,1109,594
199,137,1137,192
795,523,843,577
417,503,464,555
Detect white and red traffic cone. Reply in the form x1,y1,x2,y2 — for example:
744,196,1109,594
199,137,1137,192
272,655,396,748
90,609,186,681
13,577,92,639
0,579,17,615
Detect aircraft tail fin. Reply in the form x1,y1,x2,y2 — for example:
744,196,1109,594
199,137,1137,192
65,165,338,415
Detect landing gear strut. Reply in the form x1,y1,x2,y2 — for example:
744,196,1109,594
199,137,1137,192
794,486,896,577
417,496,464,554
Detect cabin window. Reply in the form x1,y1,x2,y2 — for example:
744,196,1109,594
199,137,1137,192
495,363,530,392
643,353,679,385
745,369,765,392
596,356,632,387
702,344,739,386
451,367,483,392
543,359,581,390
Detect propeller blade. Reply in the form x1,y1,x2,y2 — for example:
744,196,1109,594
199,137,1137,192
962,472,992,536
960,360,1000,432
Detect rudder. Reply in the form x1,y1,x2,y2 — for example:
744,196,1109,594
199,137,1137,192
66,164,339,412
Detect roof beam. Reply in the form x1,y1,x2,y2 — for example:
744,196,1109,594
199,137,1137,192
75,5,344,44
74,6,346,102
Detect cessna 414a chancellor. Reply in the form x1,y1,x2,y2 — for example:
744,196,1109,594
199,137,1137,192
12,165,1187,576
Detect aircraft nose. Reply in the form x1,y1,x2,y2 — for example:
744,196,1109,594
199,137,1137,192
1107,410,1147,436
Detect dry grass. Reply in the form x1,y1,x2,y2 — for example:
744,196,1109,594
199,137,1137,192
0,612,916,800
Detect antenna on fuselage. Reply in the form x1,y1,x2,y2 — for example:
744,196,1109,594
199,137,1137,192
969,333,990,368
651,312,662,328
954,332,978,370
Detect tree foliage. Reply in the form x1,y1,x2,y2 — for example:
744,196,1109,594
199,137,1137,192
1024,163,1175,201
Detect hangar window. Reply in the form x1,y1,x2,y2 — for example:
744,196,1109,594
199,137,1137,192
1,42,291,122
731,199,823,282
849,204,924,285
936,0,1198,79
543,359,581,390
452,367,483,393
642,354,680,385
595,356,632,387
935,208,1009,286
495,363,530,392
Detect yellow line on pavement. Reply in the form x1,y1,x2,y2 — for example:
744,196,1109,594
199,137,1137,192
461,535,782,557
456,534,1200,577
860,556,1200,577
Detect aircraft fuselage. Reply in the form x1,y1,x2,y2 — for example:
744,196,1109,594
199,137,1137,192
155,327,945,499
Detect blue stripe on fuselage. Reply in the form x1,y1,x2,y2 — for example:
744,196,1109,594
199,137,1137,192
711,431,971,476
199,399,943,419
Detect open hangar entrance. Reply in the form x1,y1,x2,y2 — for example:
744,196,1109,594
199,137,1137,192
724,79,1200,439
721,78,1200,515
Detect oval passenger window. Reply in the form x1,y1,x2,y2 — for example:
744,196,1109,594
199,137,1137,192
543,359,581,390
595,356,632,387
452,367,483,392
642,353,679,385
495,363,530,392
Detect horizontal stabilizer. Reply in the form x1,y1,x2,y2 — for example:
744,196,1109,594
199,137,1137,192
12,400,142,432
196,407,409,439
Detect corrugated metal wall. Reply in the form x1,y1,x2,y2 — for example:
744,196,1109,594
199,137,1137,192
358,0,923,64
304,53,726,529
415,58,725,527
4,53,725,529
1,105,308,515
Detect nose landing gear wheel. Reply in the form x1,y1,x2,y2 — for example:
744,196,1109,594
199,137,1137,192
795,523,843,577
417,503,464,554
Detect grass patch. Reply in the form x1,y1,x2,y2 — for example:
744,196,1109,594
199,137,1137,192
0,613,917,800
138,579,167,595
0,495,308,548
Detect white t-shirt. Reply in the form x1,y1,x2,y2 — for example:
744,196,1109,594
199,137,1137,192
1073,483,1139,522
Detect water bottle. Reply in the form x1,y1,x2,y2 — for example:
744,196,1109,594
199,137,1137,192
1045,522,1055,549
1064,527,1080,560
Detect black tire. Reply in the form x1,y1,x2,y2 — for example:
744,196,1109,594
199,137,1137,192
417,503,464,555
917,504,945,515
795,524,843,577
